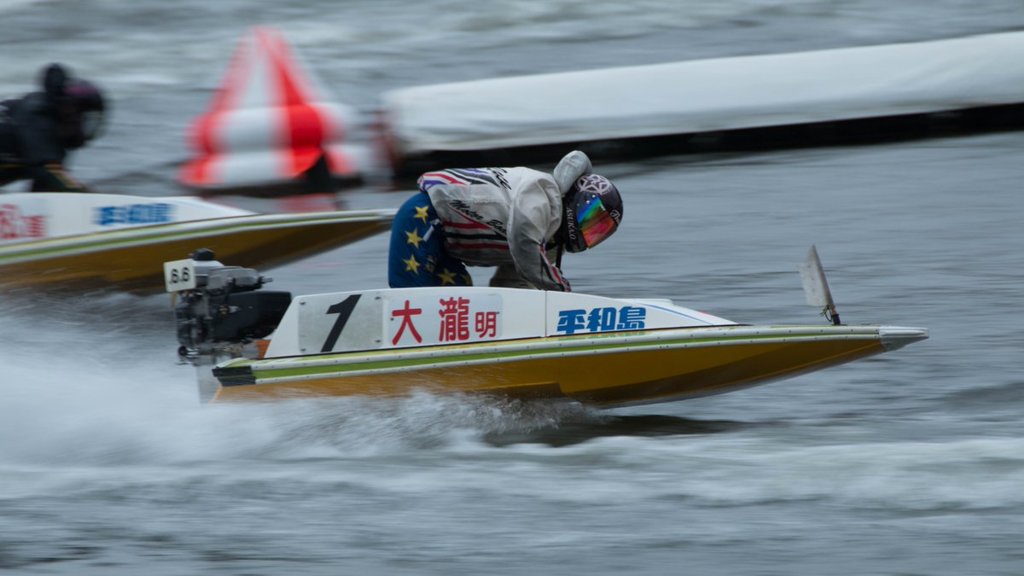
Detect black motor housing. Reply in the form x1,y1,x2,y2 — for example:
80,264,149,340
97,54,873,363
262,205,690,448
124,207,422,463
174,258,292,357
208,290,292,342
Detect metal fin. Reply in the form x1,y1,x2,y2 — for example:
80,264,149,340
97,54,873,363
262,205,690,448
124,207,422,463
799,245,841,325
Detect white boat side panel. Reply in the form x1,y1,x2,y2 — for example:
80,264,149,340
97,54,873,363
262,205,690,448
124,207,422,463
544,291,728,336
620,298,737,327
381,32,1024,154
383,290,520,348
269,287,547,357
295,290,386,355
265,287,736,358
0,193,252,244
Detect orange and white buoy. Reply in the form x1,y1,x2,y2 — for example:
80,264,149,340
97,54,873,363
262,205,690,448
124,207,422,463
180,27,368,195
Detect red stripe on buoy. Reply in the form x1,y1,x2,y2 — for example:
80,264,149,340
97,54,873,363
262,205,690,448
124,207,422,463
260,28,324,176
182,31,257,185
180,26,364,189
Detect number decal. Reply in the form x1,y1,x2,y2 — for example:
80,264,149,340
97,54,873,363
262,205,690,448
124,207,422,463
321,294,361,352
169,268,190,283
164,259,197,292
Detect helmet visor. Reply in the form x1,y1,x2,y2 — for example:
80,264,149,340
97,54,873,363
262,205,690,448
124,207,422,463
576,194,618,249
80,110,105,141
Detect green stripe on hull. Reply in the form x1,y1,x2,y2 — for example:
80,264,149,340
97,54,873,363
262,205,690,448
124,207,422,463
225,328,880,385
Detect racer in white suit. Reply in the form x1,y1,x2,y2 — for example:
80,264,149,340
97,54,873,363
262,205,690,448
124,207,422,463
387,150,623,291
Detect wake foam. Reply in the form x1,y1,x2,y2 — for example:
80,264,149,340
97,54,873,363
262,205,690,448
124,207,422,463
0,293,602,467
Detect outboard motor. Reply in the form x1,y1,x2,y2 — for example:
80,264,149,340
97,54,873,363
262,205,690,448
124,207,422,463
174,249,292,362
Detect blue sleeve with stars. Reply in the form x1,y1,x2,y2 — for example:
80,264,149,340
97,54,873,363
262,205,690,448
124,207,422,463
387,192,473,288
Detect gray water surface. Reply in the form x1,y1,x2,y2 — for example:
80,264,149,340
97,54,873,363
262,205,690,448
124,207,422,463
2,1,1023,574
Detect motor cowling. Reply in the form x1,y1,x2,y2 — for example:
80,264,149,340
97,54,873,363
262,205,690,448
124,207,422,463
175,259,291,360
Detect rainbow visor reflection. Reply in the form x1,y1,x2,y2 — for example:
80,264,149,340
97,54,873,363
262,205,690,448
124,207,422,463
577,195,618,248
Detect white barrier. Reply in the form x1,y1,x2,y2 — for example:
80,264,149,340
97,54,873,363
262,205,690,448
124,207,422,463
381,32,1024,157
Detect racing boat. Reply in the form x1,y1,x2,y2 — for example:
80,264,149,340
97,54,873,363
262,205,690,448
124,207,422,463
0,193,394,293
168,247,927,407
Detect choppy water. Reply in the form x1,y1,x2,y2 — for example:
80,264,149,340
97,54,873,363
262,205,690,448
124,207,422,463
2,1,1023,575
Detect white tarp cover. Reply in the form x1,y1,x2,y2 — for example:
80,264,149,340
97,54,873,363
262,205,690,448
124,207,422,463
381,32,1024,155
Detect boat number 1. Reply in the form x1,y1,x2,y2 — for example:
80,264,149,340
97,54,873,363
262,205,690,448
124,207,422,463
321,294,361,352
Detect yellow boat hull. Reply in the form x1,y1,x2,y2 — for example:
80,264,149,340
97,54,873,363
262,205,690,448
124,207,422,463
0,210,393,293
206,325,925,407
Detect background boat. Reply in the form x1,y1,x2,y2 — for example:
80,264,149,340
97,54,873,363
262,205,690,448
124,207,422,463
0,193,394,292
